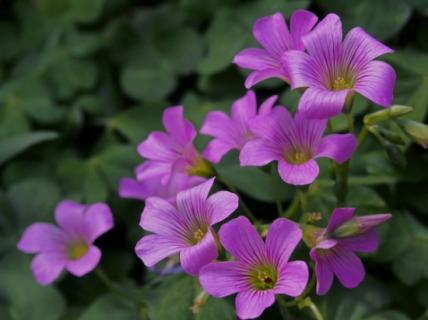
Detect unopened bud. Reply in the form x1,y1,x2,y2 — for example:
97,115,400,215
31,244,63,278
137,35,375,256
364,105,413,125
398,119,428,149
332,214,392,238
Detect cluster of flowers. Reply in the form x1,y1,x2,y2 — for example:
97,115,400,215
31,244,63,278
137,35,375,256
17,9,396,319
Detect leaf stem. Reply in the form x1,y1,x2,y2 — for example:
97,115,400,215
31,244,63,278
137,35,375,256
357,125,369,146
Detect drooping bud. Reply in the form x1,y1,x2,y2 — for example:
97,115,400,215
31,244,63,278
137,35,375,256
398,119,428,149
364,105,413,125
332,214,392,238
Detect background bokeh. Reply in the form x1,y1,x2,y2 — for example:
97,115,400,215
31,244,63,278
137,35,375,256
0,0,428,319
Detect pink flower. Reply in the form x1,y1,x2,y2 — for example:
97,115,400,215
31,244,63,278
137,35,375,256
200,91,278,163
137,106,211,184
234,10,318,88
200,216,308,319
240,106,357,185
283,14,396,119
135,178,238,276
17,200,114,285
309,208,391,295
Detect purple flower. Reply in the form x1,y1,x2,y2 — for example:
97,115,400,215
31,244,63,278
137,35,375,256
135,178,238,276
200,91,278,163
17,200,114,285
137,106,211,184
119,172,205,203
240,106,357,185
234,10,318,88
309,208,391,295
283,14,396,119
200,216,308,319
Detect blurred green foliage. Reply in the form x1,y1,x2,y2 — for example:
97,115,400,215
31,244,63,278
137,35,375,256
0,0,428,319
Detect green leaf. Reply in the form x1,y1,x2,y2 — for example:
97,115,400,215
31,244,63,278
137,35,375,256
148,276,194,320
366,311,410,320
0,131,58,166
216,163,293,203
195,298,235,320
0,252,66,320
79,294,140,320
317,0,411,40
71,0,105,24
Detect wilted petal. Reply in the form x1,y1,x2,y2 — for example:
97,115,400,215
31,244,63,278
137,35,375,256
316,133,357,164
278,159,320,186
236,289,275,320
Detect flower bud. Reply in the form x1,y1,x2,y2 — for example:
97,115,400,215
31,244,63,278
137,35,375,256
332,214,392,238
398,119,428,149
364,105,413,125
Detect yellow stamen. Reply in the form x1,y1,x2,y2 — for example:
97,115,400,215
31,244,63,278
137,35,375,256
68,241,88,260
332,77,353,91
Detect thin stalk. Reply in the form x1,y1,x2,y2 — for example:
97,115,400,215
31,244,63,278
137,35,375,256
216,176,258,224
357,125,369,146
305,298,324,320
284,194,301,219
344,112,355,133
298,187,309,213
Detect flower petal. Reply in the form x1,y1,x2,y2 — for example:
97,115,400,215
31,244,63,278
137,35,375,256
340,229,378,253
329,246,366,289
310,248,334,295
244,69,288,89
258,95,278,115
354,60,396,107
282,50,321,89
275,261,309,297
326,208,355,233
343,27,394,70
137,132,177,162
199,261,247,297
207,191,239,225
83,203,114,242
54,200,85,237
298,87,349,119
17,223,67,254
135,161,171,181
140,197,184,238
236,289,275,319
290,10,318,50
31,252,66,285
239,139,280,166
66,245,101,277
163,106,196,145
266,218,302,268
302,13,342,61
278,159,320,186
316,133,357,164
180,229,218,276
253,12,292,58
219,216,266,265
233,48,279,70
249,106,295,141
135,234,184,267
202,139,236,163
118,177,148,200
200,111,236,142
176,178,215,223
231,91,257,128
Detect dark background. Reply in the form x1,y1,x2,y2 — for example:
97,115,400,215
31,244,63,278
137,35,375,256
0,0,428,319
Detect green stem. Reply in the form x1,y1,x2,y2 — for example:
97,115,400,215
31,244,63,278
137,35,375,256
217,176,258,224
357,125,369,146
284,194,301,219
305,298,324,320
334,161,349,206
345,112,355,133
298,187,309,214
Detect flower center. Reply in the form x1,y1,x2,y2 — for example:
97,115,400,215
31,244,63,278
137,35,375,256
187,157,213,177
249,265,277,290
68,241,88,260
286,150,311,164
192,228,205,244
331,76,353,91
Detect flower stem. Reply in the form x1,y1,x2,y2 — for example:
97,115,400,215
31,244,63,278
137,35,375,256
345,112,355,133
304,298,324,320
216,175,258,224
298,187,309,213
357,125,369,146
94,269,138,303
283,195,301,219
